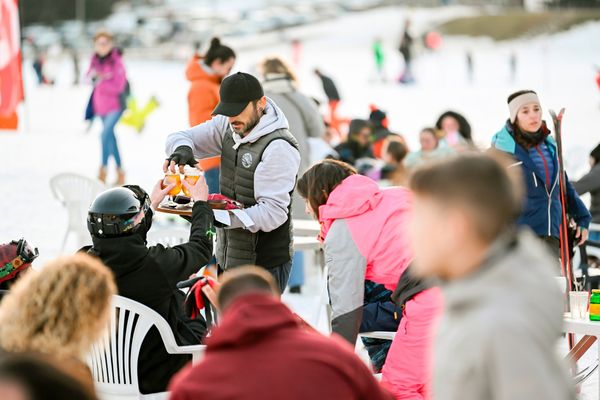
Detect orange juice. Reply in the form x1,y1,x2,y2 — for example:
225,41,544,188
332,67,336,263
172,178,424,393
162,174,181,196
183,175,200,197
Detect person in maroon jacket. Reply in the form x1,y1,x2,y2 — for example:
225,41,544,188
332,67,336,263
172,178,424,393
168,266,394,400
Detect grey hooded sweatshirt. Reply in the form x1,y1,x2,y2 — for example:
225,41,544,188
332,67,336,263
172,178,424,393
165,98,301,234
434,229,575,400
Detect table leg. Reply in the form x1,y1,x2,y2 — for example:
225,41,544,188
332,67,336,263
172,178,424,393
567,335,597,364
595,338,600,399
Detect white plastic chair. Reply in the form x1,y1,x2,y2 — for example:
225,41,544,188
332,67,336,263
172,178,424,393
50,173,105,252
146,227,190,247
88,295,205,400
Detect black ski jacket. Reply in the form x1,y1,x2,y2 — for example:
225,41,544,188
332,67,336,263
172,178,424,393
86,201,213,394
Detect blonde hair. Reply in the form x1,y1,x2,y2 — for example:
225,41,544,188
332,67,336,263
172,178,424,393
0,254,116,359
259,57,298,85
94,29,113,42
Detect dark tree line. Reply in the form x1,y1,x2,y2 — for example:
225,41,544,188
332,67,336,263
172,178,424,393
546,0,600,6
20,0,119,26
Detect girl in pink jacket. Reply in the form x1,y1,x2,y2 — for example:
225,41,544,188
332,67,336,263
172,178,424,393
86,30,128,185
297,159,442,399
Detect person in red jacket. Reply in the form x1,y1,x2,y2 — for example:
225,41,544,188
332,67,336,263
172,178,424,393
168,266,394,400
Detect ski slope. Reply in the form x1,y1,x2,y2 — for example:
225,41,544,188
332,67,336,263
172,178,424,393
1,5,600,397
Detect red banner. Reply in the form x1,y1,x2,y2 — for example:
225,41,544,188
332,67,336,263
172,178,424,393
0,0,22,128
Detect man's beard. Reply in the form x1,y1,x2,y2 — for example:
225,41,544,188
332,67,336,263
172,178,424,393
231,111,261,136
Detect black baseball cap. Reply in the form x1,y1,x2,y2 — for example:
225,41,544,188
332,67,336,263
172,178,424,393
212,72,264,117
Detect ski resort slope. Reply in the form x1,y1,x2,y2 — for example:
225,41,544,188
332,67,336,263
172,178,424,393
6,5,599,256
1,6,600,395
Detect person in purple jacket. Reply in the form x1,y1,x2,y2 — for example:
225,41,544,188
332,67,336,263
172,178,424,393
86,30,128,185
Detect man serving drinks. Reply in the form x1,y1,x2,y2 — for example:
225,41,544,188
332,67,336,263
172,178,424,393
164,72,300,293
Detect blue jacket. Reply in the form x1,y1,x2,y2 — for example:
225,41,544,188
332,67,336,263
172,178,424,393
491,122,591,238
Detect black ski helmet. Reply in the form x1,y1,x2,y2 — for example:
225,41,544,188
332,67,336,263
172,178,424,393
87,185,152,238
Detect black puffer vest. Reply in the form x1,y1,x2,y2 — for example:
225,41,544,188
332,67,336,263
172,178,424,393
217,127,299,269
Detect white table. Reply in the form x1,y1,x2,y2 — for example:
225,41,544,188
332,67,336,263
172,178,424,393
292,235,329,325
293,236,322,251
293,219,320,237
563,315,600,397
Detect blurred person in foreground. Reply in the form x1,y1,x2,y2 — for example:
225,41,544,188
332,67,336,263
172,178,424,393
0,254,116,394
168,266,394,400
85,180,213,394
0,353,97,400
86,29,128,185
574,143,600,242
259,56,326,294
409,153,576,400
491,90,591,258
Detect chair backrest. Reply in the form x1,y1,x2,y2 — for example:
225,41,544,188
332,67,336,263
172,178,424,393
88,295,183,398
146,227,190,247
50,173,105,231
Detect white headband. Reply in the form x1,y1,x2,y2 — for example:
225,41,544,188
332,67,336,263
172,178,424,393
508,92,540,123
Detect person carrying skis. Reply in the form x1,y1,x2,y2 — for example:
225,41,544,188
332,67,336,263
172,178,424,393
491,90,591,259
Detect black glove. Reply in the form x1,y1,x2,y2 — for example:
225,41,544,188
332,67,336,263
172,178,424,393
166,145,197,168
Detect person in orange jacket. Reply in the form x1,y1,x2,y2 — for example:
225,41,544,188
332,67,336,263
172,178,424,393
186,38,235,126
186,38,236,193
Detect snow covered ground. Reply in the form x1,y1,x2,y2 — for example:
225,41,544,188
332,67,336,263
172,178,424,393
2,5,600,398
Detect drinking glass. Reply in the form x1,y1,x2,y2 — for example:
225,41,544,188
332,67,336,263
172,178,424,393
162,174,182,204
183,167,201,198
569,291,589,320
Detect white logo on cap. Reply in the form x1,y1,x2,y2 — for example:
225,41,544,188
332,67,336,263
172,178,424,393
241,153,253,169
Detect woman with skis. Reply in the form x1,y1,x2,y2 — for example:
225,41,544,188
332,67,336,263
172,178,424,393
491,90,591,259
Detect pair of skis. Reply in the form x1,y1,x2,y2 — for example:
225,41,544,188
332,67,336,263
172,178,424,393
551,110,600,384
549,108,576,294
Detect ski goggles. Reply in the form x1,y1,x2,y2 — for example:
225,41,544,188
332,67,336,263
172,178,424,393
0,239,39,281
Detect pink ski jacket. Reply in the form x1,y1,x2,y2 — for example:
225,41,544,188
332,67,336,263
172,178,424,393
318,174,442,399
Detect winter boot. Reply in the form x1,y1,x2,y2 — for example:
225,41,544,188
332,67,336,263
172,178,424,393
115,168,126,186
98,167,107,183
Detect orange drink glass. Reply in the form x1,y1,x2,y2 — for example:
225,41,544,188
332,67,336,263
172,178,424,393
162,174,182,197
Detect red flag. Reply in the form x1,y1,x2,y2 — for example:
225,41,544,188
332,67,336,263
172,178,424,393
0,0,23,125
